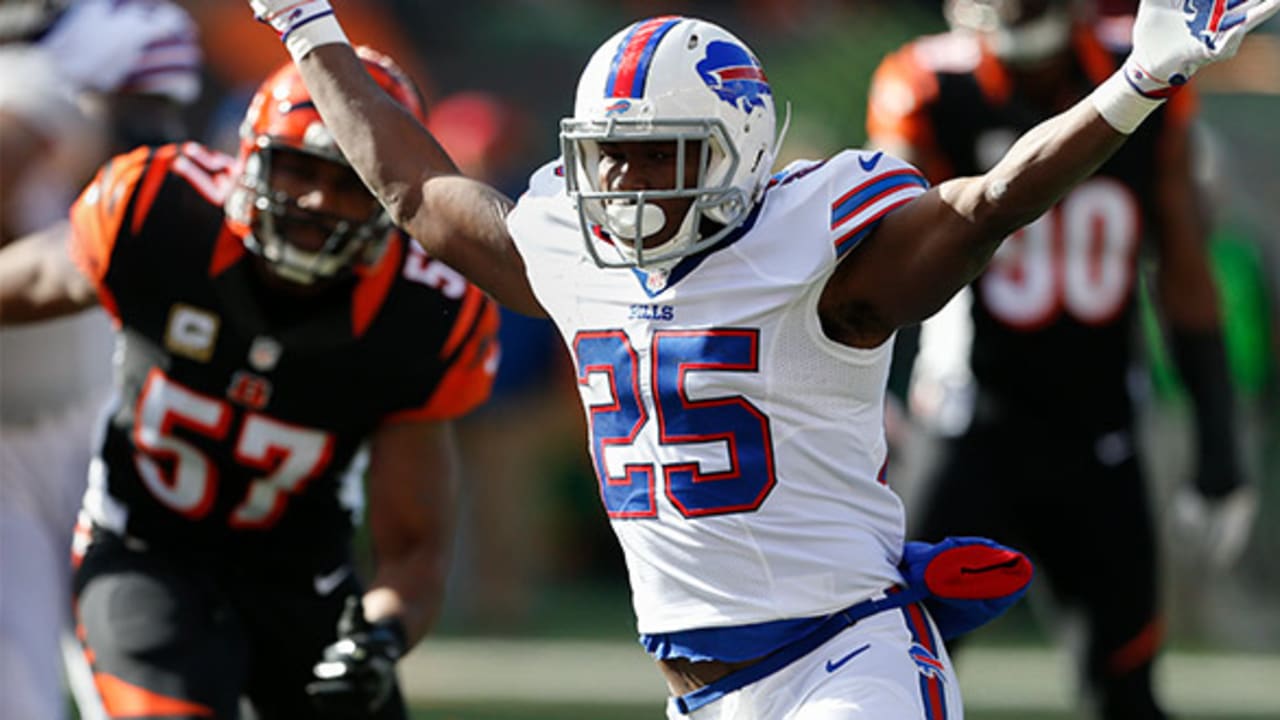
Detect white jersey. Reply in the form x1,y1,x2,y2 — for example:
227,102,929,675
0,0,201,424
508,149,928,634
0,46,114,425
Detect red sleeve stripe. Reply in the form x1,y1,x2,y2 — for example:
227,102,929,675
830,169,927,230
834,196,915,258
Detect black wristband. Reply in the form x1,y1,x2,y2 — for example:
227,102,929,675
1169,328,1240,497
370,617,408,660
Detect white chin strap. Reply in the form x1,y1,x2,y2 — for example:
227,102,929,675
604,202,667,240
603,200,705,271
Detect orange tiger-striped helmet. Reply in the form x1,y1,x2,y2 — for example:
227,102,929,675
226,47,426,286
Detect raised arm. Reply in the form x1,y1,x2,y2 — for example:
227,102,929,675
823,0,1278,347
248,2,544,316
0,222,100,325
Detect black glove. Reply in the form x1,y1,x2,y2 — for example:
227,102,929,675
306,595,407,716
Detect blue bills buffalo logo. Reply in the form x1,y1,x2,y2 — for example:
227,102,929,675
909,643,946,682
696,40,771,113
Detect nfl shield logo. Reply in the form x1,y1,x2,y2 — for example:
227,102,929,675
248,336,282,372
645,270,669,293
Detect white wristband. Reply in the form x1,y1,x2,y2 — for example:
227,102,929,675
1088,70,1165,135
283,13,349,62
257,1,350,62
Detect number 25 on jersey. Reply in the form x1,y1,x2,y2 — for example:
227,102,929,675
573,328,778,520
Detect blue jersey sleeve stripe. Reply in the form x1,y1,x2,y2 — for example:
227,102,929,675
830,170,927,229
834,196,916,257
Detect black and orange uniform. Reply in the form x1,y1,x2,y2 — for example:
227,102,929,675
868,25,1198,720
67,142,498,719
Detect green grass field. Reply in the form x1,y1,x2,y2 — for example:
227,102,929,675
410,705,1265,720
412,702,654,719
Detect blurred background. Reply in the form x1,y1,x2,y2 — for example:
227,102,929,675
169,0,1280,717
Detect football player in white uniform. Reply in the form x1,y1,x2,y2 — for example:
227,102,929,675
243,0,1276,717
0,2,200,718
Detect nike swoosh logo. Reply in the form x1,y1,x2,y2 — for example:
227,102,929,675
313,565,352,596
858,151,884,172
825,643,872,673
961,557,1022,574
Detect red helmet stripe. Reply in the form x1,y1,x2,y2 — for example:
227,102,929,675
714,66,766,82
605,16,682,99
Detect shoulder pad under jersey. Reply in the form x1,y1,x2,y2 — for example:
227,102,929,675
771,149,929,260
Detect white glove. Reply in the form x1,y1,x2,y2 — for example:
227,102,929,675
249,0,331,35
1092,0,1279,131
1172,484,1259,570
38,0,201,102
248,0,348,61
1125,0,1280,98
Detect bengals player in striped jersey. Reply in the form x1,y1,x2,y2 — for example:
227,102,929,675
0,48,498,719
867,1,1254,717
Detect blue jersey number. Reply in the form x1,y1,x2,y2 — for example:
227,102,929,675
573,328,776,519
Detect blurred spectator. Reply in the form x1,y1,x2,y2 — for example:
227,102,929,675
0,3,201,718
427,90,589,628
427,91,532,197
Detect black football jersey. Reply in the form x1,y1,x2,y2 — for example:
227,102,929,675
69,142,498,561
869,28,1196,430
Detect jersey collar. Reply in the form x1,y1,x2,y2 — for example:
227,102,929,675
628,193,768,298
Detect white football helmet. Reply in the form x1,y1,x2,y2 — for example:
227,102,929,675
561,15,781,269
945,0,1083,65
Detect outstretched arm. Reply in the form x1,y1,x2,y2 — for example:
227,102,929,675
0,222,100,325
248,2,544,316
0,113,53,247
823,0,1279,347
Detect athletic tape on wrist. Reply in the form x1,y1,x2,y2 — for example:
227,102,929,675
261,1,350,62
1088,70,1164,135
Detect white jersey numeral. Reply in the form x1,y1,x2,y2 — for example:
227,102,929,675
403,243,467,298
132,369,334,527
229,414,334,528
980,178,1139,328
172,143,235,205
